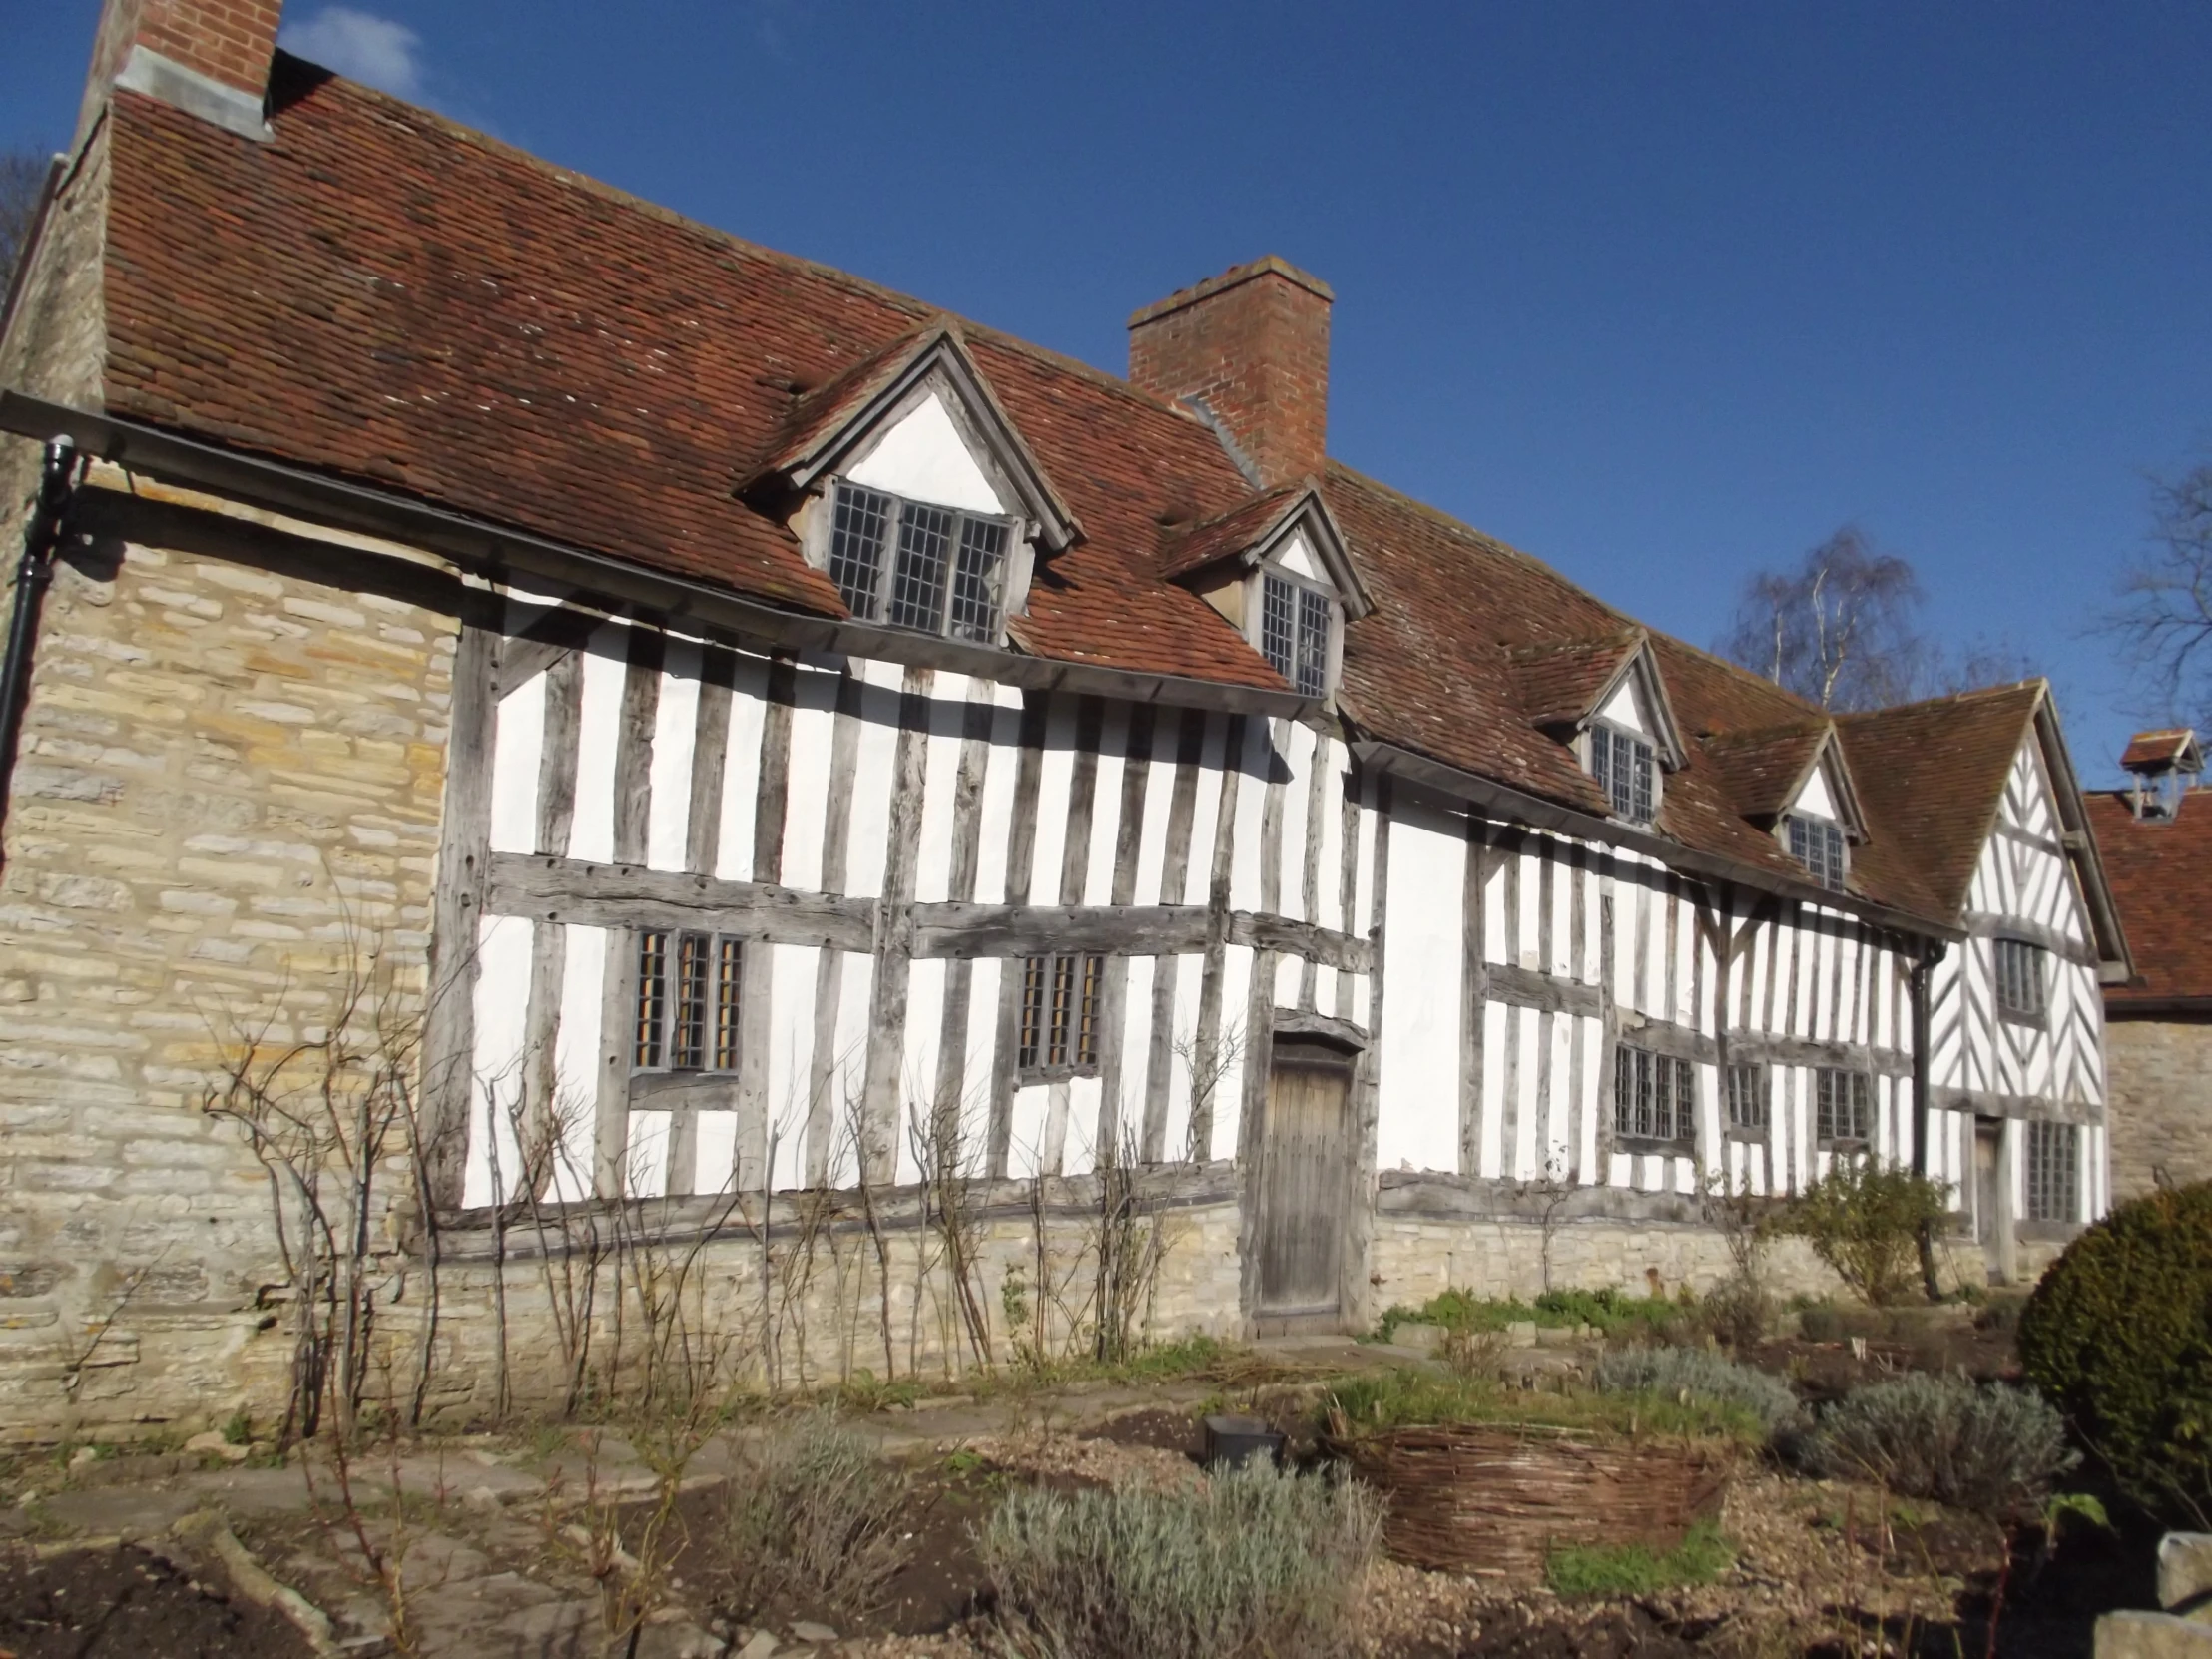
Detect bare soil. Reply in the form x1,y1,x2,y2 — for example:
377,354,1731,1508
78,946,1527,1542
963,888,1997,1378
0,1540,311,1659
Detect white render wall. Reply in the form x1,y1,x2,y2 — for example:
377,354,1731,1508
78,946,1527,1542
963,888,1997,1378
459,598,2112,1236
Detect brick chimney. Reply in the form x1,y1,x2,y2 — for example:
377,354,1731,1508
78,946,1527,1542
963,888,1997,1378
78,0,284,146
1128,256,1333,490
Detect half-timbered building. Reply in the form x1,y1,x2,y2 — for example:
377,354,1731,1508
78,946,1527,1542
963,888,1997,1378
0,0,2132,1431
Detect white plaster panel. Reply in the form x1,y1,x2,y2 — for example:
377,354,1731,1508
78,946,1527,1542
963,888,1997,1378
844,391,1008,514
910,676,970,906
1228,720,1272,914
626,1111,671,1199
1277,723,1312,921
488,670,546,856
1210,945,1254,1162
569,627,627,864
841,658,904,900
766,943,818,1191
463,913,534,1208
1597,677,1647,736
1377,803,1465,1176
549,922,603,1203
1181,717,1227,908
714,653,769,883
1792,764,1838,822
971,696,1022,905
1276,529,1320,581
646,638,701,872
1085,704,1128,906
777,669,838,893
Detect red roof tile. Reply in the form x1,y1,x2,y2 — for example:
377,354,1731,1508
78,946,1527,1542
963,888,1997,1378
71,56,2100,934
2086,790,2212,1003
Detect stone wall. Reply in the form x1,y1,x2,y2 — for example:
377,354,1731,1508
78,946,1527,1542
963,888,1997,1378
2105,1016,2212,1203
0,482,460,1439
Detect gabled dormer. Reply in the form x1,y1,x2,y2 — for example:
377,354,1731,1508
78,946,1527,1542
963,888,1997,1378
1700,720,1869,892
1513,631,1686,827
1161,484,1371,701
746,321,1080,646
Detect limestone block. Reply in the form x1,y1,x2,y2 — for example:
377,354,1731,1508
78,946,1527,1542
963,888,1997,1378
1390,1322,1445,1355
1505,1321,1537,1348
2161,1534,2212,1621
2097,1611,2212,1657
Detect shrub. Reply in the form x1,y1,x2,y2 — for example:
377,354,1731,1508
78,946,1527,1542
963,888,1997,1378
977,1459,1380,1659
1778,1159,1951,1306
1372,1286,1684,1345
1547,1519,1735,1598
717,1409,914,1622
1804,1374,2075,1514
1593,1347,1802,1436
2016,1181,2212,1524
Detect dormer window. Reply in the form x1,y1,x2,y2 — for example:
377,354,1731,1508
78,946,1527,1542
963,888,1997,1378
1591,725,1655,824
829,480,1011,643
1260,569,1333,697
1788,814,1847,890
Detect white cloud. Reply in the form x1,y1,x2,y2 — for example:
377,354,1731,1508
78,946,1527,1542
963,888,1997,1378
279,7,425,101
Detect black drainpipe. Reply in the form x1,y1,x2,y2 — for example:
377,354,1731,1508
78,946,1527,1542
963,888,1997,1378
0,436,79,858
1909,936,1942,1298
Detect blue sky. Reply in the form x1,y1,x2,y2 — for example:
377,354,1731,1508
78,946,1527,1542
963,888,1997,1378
8,2,2210,785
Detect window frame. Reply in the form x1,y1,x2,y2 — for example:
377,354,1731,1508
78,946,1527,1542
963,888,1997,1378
1724,1061,1769,1136
1611,1043,1698,1151
1786,813,1848,892
1814,1067,1873,1150
1016,951,1107,1084
1249,561,1339,700
632,928,745,1078
1588,721,1658,826
826,479,1018,646
1993,936,2049,1026
2024,1120,2079,1224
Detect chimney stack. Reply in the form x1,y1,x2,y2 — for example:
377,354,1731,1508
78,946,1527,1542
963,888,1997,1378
2119,728,2203,821
1128,256,1333,491
78,0,284,146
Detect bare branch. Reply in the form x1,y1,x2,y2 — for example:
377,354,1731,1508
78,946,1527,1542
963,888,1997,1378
2099,458,2212,730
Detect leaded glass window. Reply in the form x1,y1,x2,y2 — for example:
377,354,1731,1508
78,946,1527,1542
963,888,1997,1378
1612,1045,1697,1145
1591,724,1656,824
2025,1121,2078,1222
1725,1062,1768,1131
1995,938,2047,1020
828,480,1013,642
1017,952,1105,1078
1789,815,1847,891
634,930,743,1074
1815,1068,1872,1146
1259,570,1333,698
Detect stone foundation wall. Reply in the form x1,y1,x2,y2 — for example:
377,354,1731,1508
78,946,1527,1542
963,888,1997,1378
1368,1211,1851,1310
2105,1016,2212,1203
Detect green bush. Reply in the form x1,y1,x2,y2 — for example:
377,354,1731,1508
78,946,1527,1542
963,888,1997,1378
1322,1368,1767,1446
718,1409,914,1622
1372,1286,1684,1344
1547,1520,1735,1598
2016,1181,2212,1523
1779,1158,1951,1306
1804,1374,2075,1515
977,1460,1380,1659
1592,1347,1802,1436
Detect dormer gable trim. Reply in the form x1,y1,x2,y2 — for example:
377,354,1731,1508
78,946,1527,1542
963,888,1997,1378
1584,635,1688,772
1780,727,1870,843
750,320,1082,553
1161,482,1373,619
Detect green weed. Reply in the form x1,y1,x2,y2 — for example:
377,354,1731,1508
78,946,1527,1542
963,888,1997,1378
1546,1520,1735,1598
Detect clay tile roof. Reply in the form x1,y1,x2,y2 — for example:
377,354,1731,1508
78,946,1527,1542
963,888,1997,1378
2085,790,2212,1003
1159,484,1307,582
1698,723,1831,821
2119,728,2202,773
98,63,1286,692
1507,632,1643,729
1835,684,2047,918
78,56,2081,931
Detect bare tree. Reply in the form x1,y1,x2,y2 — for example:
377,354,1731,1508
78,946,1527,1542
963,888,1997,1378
1722,525,2035,712
1,150,54,294
1720,527,1934,711
2102,458,2212,732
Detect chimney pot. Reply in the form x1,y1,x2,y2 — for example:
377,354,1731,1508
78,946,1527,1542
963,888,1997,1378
1128,256,1333,490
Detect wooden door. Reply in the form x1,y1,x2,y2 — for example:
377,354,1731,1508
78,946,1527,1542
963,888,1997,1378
1255,1037,1353,1326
